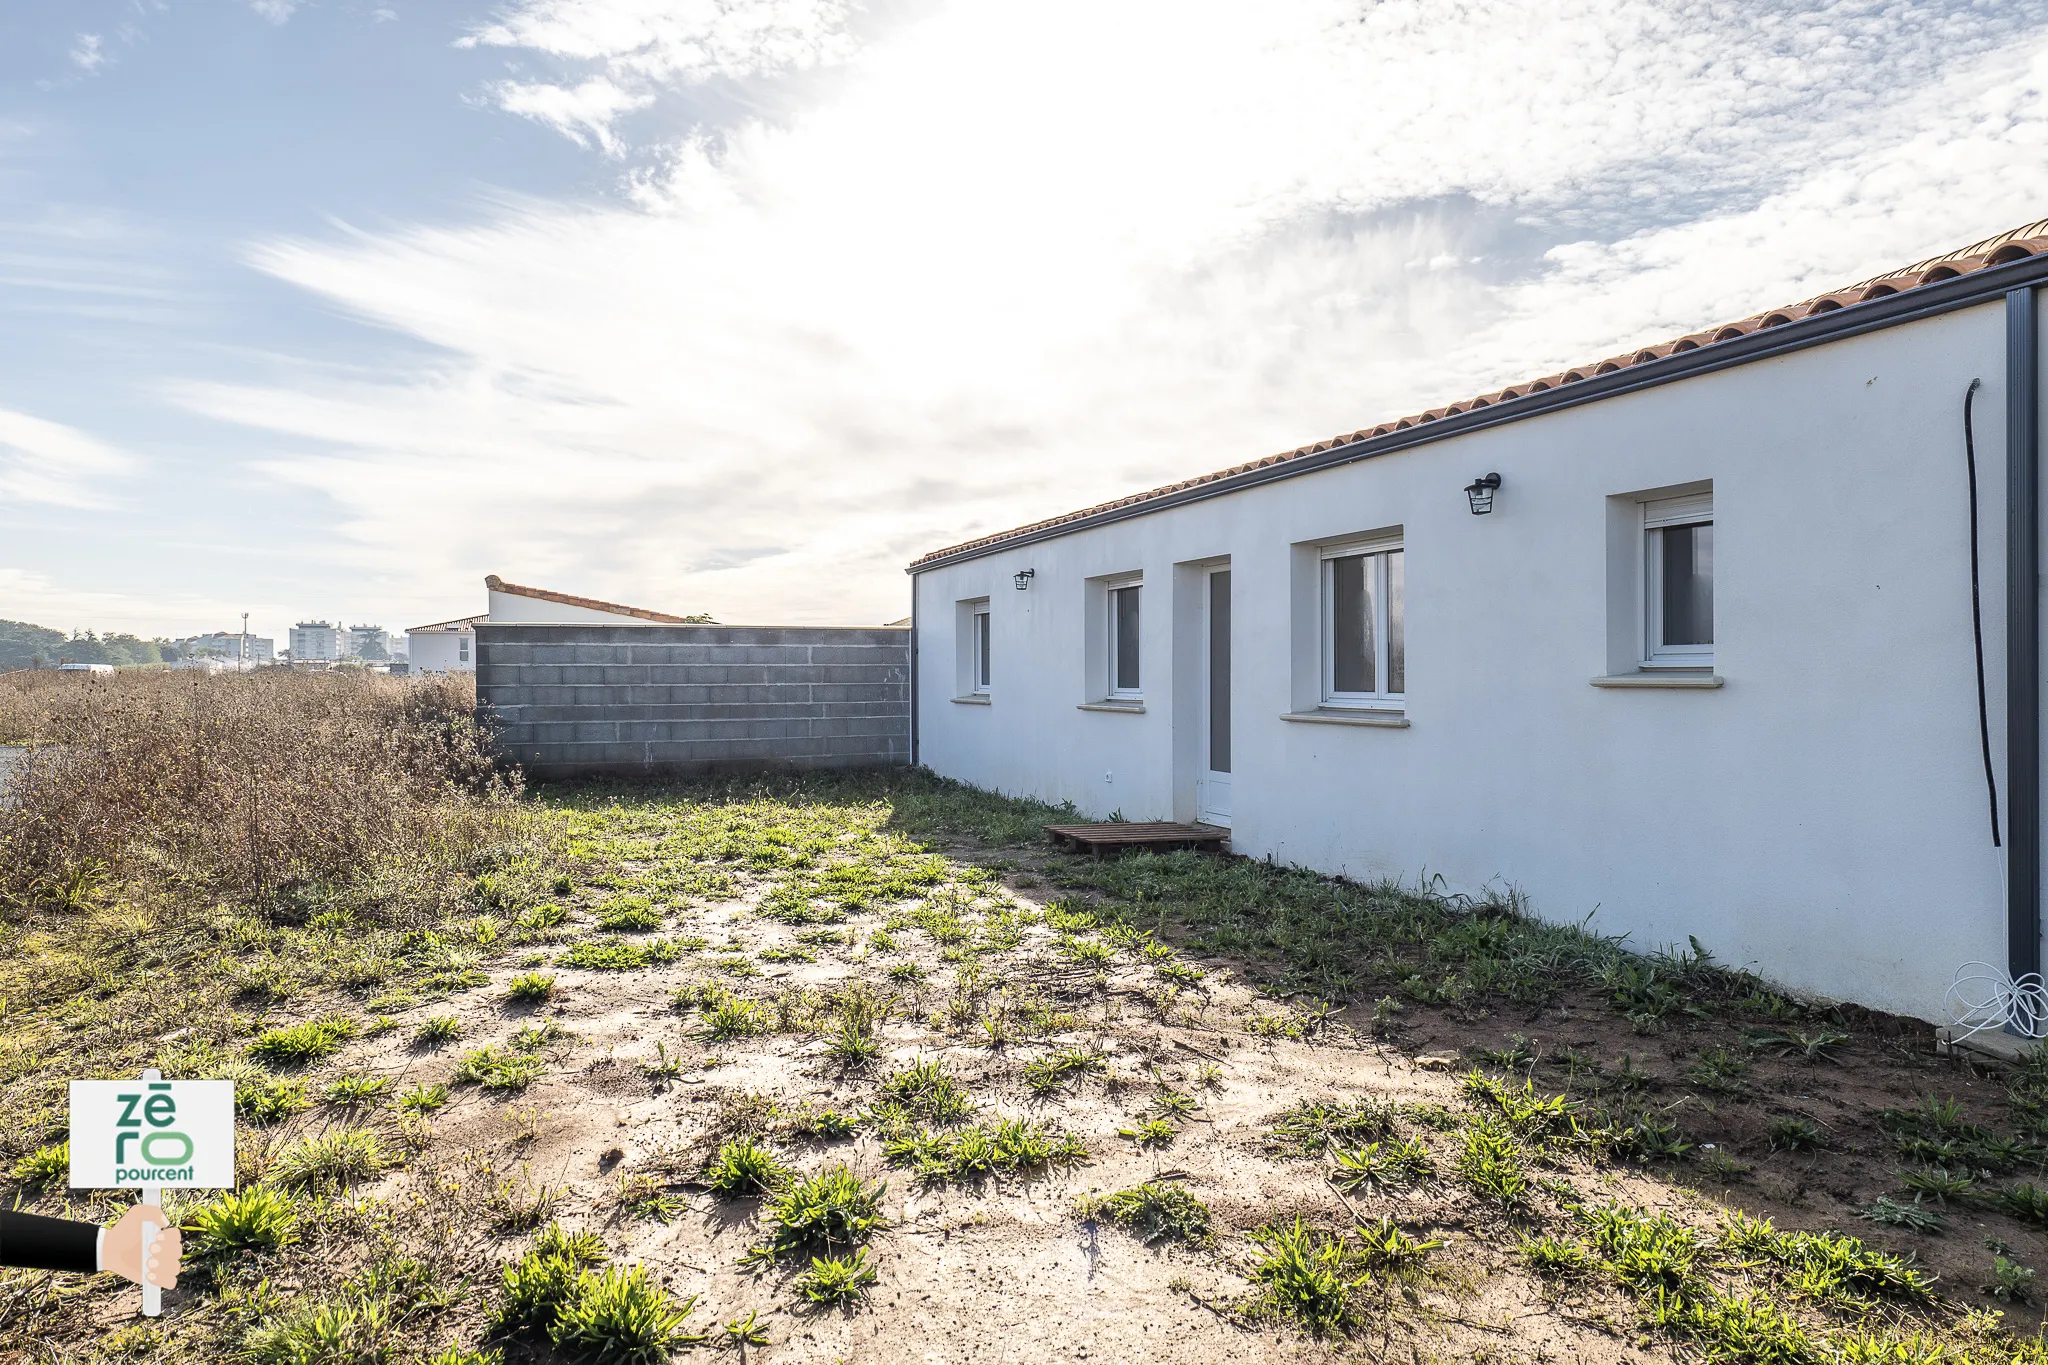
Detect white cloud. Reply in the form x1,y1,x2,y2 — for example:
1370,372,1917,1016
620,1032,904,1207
191,0,2048,626
250,1,300,24
0,408,139,510
487,77,655,155
70,34,105,72
461,0,857,148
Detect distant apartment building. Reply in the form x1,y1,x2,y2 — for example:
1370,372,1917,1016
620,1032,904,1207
288,621,342,662
346,624,391,660
178,631,275,665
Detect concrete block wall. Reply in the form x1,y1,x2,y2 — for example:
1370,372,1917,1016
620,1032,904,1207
475,623,910,778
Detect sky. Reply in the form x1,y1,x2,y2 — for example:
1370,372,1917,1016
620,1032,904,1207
4,0,2048,643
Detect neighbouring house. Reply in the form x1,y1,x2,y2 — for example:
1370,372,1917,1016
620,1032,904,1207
407,615,486,674
56,662,114,674
408,577,708,674
908,217,2048,1027
288,621,343,663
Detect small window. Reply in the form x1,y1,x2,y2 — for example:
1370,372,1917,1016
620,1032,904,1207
1643,493,1712,666
971,603,991,693
1108,583,1142,697
458,636,470,663
1321,539,1404,707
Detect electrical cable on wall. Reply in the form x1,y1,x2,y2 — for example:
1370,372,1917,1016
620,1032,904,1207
1966,377,2003,847
1947,961,2047,1039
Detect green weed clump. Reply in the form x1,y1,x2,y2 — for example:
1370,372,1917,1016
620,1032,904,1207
412,1014,464,1048
558,938,685,971
454,1043,548,1092
234,1074,312,1125
1086,1180,1212,1246
249,1015,358,1066
505,971,558,1004
1248,1217,1366,1337
184,1187,300,1258
795,1248,878,1307
496,1224,611,1333
1331,1137,1433,1194
1266,1097,1391,1155
266,1127,393,1192
1517,1234,1596,1278
883,1119,1087,1181
747,1165,888,1265
9,1141,67,1189
399,1082,450,1116
1455,1120,1528,1206
878,1057,972,1123
322,1073,390,1106
1022,1046,1107,1095
596,896,664,932
705,1136,789,1198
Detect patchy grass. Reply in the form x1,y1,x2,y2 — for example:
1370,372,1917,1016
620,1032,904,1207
17,761,2048,1362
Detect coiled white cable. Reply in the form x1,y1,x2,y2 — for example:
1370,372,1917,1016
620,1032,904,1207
1946,962,2048,1040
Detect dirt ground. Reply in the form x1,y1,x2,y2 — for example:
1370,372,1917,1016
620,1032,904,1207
14,774,2048,1363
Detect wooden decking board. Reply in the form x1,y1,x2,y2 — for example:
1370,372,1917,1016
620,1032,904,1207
1042,821,1231,859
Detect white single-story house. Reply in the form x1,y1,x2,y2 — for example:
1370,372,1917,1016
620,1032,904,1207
409,576,705,673
908,218,2048,1026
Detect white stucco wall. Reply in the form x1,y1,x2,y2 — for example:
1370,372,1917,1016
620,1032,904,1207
408,630,474,673
487,588,659,624
914,301,2031,1022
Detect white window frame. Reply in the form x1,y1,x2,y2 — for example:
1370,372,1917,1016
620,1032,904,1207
1106,577,1143,700
458,636,470,663
1319,535,1404,710
971,602,991,694
1641,492,1713,669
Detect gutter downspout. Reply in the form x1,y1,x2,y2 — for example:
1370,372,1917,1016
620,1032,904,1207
2010,285,2041,997
909,579,920,770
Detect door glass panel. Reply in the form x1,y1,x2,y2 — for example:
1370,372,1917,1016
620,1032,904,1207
1209,571,1231,774
1330,555,1373,693
976,613,990,688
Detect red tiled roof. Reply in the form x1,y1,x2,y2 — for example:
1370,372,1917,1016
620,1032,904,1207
912,218,2048,568
484,575,698,623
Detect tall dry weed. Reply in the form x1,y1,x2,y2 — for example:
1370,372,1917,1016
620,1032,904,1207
0,669,520,916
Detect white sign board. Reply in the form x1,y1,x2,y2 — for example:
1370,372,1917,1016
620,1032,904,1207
68,1078,235,1190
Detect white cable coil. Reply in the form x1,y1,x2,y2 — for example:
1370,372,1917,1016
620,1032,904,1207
1945,962,2048,1040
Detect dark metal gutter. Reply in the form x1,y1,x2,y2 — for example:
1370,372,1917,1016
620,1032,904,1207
908,251,2048,575
2011,285,2041,989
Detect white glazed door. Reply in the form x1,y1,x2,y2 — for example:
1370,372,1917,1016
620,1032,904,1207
1198,567,1232,827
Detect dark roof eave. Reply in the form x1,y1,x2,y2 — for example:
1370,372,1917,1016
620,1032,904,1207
908,250,2048,575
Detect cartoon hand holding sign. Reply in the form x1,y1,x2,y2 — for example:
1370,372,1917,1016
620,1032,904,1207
60,1068,234,1315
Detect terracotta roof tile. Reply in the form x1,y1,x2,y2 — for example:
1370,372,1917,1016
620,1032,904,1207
913,218,2048,568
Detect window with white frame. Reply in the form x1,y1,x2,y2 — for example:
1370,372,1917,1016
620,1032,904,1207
1108,582,1142,698
1642,492,1712,667
458,636,470,663
971,602,991,693
1320,537,1404,708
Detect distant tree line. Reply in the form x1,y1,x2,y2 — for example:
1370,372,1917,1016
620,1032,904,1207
0,620,182,672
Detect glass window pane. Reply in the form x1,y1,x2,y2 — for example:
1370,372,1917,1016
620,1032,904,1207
1208,571,1230,773
1114,586,1141,690
976,613,990,688
1661,523,1713,646
1385,550,1404,695
1330,555,1374,693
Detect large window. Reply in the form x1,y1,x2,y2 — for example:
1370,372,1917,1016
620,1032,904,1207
972,602,991,693
1643,492,1712,667
1108,583,1142,697
1321,539,1404,708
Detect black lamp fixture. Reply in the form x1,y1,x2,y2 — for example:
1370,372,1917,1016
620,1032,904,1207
1013,568,1036,591
1464,472,1502,515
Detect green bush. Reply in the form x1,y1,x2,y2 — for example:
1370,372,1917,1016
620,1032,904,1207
455,1044,547,1092
878,1057,972,1123
704,1136,788,1198
753,1166,888,1262
1249,1217,1365,1337
505,971,557,1004
1087,1180,1212,1246
9,1141,67,1189
795,1249,878,1307
547,1265,703,1363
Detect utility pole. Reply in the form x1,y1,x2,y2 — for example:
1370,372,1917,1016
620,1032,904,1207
240,612,249,669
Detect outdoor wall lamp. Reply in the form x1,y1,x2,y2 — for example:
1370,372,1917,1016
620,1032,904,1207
1464,472,1502,515
1014,568,1036,590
